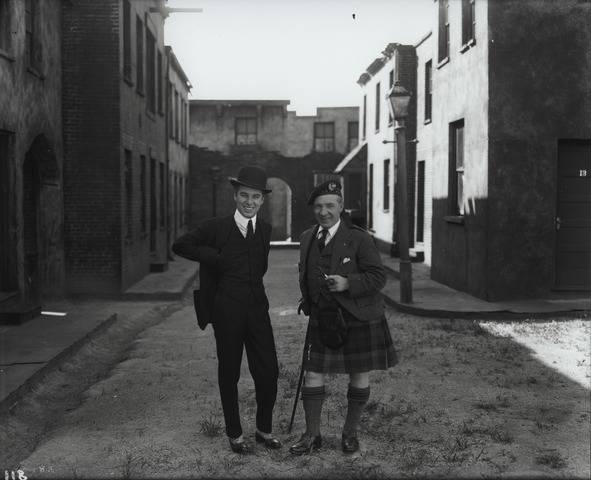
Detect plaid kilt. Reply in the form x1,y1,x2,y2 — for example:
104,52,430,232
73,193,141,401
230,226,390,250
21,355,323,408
303,309,398,374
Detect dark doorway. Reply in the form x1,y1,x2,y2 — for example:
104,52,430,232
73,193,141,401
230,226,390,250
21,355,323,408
555,140,591,289
23,144,41,302
150,157,156,252
1,132,15,293
416,160,425,243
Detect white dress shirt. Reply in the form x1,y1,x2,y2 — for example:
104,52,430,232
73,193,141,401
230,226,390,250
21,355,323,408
234,210,256,238
317,219,341,246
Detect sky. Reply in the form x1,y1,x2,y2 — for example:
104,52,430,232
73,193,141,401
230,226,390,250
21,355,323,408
165,0,433,115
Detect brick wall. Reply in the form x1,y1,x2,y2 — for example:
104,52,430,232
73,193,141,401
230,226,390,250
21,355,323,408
62,0,123,294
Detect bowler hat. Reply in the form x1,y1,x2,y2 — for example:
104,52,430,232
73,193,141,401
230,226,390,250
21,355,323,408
307,180,342,205
229,166,272,193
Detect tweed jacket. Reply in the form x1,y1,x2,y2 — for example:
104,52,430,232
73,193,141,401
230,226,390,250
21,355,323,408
298,220,386,323
172,214,272,329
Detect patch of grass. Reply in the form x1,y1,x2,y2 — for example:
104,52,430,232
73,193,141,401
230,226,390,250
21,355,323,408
489,426,514,444
474,401,499,412
278,362,300,389
536,451,567,469
200,415,223,437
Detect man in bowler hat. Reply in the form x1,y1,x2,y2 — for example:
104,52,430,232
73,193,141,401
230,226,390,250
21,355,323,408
290,180,397,455
172,166,281,454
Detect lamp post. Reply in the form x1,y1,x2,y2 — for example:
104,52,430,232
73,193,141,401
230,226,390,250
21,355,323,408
386,82,413,303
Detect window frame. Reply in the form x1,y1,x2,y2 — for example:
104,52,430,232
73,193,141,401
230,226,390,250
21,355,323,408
448,119,465,217
375,82,381,133
135,15,144,95
383,158,390,211
235,117,258,146
122,0,132,82
438,0,450,65
313,121,335,152
424,60,432,123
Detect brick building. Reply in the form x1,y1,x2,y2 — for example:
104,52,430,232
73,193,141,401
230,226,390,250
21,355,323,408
62,0,189,295
352,43,418,256
166,46,191,257
188,101,359,240
1,0,64,320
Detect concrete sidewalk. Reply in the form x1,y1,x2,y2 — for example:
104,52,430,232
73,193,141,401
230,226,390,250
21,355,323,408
380,253,591,318
0,257,198,409
123,256,197,300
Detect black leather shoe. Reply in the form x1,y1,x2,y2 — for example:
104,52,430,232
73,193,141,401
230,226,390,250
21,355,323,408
341,434,359,453
289,434,322,455
255,431,282,449
229,438,252,454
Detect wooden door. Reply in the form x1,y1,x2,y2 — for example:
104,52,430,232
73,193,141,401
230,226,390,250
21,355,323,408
555,140,591,289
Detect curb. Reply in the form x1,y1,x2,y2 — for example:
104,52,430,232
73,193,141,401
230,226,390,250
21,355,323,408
381,292,591,320
0,313,118,414
121,270,197,301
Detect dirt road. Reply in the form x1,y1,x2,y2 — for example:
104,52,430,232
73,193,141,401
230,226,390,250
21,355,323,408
6,250,590,478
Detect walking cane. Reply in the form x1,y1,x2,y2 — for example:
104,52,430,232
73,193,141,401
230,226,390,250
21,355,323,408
288,324,310,433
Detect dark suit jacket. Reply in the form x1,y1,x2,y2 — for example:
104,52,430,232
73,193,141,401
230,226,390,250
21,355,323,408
172,214,272,329
298,220,386,323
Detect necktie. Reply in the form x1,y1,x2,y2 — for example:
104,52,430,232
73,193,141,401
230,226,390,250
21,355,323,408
318,228,328,251
246,219,254,241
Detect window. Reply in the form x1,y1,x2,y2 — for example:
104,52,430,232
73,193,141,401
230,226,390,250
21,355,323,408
157,51,163,114
383,159,390,211
123,0,131,81
416,161,425,242
136,16,144,93
362,95,367,140
438,0,450,62
313,122,335,152
168,82,174,139
375,82,381,132
462,0,475,46
25,0,40,70
159,162,165,228
181,99,186,146
174,90,179,141
140,155,147,232
368,164,374,229
347,121,359,152
388,70,394,125
0,0,12,54
235,117,257,145
449,120,465,215
424,60,432,122
124,150,132,237
146,29,156,113
150,158,156,251
185,102,190,147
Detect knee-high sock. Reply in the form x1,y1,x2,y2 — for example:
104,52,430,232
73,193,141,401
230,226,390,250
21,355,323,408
301,385,325,437
343,385,370,437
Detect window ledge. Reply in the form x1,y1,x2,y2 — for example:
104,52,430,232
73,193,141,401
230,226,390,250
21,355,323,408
136,88,145,97
460,38,476,53
123,75,134,87
444,215,465,225
424,118,432,125
0,48,15,62
436,57,450,69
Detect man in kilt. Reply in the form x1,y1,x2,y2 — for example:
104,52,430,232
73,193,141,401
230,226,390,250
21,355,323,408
289,180,397,455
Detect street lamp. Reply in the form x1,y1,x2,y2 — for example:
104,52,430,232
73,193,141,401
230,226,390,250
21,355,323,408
386,82,413,303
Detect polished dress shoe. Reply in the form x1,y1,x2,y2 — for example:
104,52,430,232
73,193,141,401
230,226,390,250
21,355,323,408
289,434,322,455
341,433,359,453
228,437,252,454
255,431,282,449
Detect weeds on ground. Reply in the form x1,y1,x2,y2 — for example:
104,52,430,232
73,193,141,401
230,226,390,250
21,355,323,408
536,450,567,469
278,362,300,389
200,415,223,437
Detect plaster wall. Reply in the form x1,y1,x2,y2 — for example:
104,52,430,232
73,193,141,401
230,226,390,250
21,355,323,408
487,0,591,299
415,33,434,265
0,0,64,299
429,0,490,298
